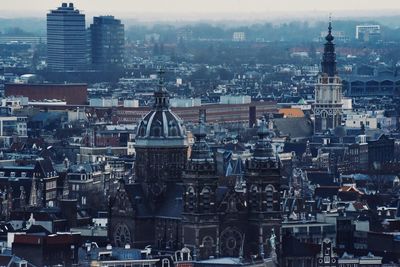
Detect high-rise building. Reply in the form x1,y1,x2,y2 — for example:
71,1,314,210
89,16,125,70
233,31,246,42
313,21,343,135
47,3,88,71
356,25,381,42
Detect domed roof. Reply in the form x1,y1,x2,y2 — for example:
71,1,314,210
136,109,185,139
135,73,187,147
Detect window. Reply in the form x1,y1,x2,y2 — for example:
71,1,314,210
265,185,274,212
250,185,258,210
201,187,211,212
186,187,195,211
162,259,170,267
202,236,214,258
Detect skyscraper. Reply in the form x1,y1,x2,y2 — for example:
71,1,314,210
90,16,125,70
313,21,343,134
47,3,88,71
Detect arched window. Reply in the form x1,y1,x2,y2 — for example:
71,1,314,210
265,185,274,212
162,259,170,267
202,236,214,247
151,120,163,137
201,187,211,212
250,185,258,210
169,121,178,136
139,123,146,136
186,187,195,211
202,236,214,259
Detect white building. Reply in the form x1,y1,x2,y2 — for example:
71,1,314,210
123,99,139,108
67,108,89,123
0,96,28,113
356,25,381,41
220,95,251,105
342,98,352,110
344,112,377,129
0,116,27,137
170,98,201,108
89,98,119,107
232,32,246,42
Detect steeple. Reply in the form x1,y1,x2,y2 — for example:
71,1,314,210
189,118,213,162
252,118,275,161
321,17,337,77
154,68,170,109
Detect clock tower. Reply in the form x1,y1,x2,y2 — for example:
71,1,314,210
313,20,343,135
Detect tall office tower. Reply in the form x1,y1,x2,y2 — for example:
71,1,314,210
313,21,343,135
90,16,125,70
47,3,88,71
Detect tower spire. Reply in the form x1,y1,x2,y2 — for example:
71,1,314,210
321,16,337,77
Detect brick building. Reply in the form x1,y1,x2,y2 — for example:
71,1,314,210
5,83,88,105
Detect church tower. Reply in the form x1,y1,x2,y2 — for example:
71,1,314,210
313,20,343,134
182,120,219,260
245,119,281,261
135,70,188,201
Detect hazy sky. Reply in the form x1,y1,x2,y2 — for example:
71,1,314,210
2,0,400,20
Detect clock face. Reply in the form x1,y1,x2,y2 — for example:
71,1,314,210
114,223,131,247
220,227,243,256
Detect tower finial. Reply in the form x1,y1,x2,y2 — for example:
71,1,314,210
154,67,170,109
326,15,334,43
157,67,165,92
321,14,336,76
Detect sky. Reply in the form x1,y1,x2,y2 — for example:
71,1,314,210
1,0,400,20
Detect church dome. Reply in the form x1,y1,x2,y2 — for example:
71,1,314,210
135,77,187,147
136,108,185,139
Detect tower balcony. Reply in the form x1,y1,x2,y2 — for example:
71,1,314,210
318,76,341,85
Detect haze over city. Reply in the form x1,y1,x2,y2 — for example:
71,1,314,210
1,0,400,21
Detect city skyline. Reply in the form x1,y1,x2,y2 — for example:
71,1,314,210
1,0,400,20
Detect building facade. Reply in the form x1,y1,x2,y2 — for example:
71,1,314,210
47,3,88,71
90,16,125,70
109,76,282,263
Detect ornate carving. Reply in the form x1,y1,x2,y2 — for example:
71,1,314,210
113,223,132,247
220,227,243,257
